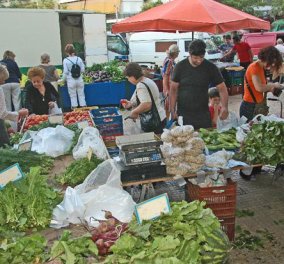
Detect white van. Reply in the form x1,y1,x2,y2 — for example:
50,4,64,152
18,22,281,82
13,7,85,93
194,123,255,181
129,32,222,67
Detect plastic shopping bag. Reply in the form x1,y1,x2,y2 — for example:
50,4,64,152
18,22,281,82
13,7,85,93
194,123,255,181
51,159,136,228
217,112,239,132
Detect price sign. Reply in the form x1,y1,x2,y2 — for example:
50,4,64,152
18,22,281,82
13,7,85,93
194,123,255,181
0,163,24,189
77,120,89,130
48,114,64,125
87,147,93,161
18,139,32,151
134,193,171,224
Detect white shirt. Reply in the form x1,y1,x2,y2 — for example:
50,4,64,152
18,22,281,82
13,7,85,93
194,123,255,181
63,55,85,81
275,44,284,54
131,77,166,121
0,87,18,121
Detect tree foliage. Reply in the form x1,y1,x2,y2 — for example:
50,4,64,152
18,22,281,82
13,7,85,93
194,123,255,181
141,0,163,12
0,0,66,9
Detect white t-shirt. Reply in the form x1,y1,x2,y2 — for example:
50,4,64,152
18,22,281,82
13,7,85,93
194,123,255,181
63,56,85,81
131,77,166,121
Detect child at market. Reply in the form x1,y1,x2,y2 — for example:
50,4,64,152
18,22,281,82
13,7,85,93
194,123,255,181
208,87,221,128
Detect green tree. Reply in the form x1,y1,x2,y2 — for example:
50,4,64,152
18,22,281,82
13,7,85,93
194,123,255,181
219,0,264,16
141,0,163,12
2,0,64,9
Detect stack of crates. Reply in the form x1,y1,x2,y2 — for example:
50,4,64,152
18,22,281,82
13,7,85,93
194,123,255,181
225,69,245,95
90,107,123,141
187,179,237,241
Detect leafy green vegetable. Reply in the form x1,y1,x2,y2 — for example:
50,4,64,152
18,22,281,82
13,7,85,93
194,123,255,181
0,167,61,231
236,209,255,217
0,149,54,174
0,234,48,264
57,156,103,186
105,201,230,263
49,231,99,264
9,132,23,145
235,121,284,165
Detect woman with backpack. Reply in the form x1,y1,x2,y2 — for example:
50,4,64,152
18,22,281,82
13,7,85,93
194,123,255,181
62,44,86,109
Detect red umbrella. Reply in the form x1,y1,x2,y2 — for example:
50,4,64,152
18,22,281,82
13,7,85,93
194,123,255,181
112,0,270,34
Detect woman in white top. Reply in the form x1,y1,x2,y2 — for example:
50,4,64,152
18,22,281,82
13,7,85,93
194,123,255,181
0,65,28,146
122,62,166,134
62,44,86,108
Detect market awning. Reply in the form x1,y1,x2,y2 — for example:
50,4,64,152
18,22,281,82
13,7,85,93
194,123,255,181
65,0,121,14
112,0,270,34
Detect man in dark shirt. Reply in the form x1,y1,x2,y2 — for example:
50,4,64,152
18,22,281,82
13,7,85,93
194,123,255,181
219,35,235,63
170,39,229,129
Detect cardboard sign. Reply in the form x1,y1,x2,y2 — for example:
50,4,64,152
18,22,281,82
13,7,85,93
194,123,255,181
87,147,93,161
134,193,171,224
18,139,32,151
0,163,24,189
48,114,64,124
77,120,89,130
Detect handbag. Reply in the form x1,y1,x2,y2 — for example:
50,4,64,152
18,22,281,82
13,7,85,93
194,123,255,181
245,75,269,117
136,82,161,133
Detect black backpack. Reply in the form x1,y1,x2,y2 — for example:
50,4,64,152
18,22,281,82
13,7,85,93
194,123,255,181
67,57,81,79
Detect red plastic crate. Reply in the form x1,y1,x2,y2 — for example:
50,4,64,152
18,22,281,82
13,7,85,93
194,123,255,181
187,179,237,218
219,216,235,241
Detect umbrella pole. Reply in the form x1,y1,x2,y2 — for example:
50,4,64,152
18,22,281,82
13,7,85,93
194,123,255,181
192,31,194,40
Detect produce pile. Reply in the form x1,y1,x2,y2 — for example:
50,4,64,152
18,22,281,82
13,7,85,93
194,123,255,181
199,128,240,150
57,156,103,186
91,211,128,256
0,167,61,231
0,149,53,174
161,125,206,175
83,61,126,83
23,111,93,131
235,121,284,165
105,201,230,263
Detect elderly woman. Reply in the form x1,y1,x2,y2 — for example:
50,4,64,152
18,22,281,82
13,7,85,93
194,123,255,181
0,50,22,111
0,65,28,147
162,44,180,118
240,46,283,121
25,67,59,115
122,62,166,134
38,53,59,90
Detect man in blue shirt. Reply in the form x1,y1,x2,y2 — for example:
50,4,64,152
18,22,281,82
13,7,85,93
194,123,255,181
219,35,235,62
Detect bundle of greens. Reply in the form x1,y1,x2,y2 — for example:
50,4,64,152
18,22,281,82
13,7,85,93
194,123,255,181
105,201,230,264
199,128,240,150
57,156,103,186
0,167,61,231
49,231,98,263
236,121,284,165
0,149,53,174
0,234,48,264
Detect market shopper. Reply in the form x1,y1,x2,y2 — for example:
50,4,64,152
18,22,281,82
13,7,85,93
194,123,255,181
25,67,59,115
0,65,28,147
0,50,22,111
38,53,59,90
240,46,283,122
208,87,221,128
62,44,86,109
219,35,235,63
169,39,229,129
222,35,253,69
122,62,166,134
162,44,180,118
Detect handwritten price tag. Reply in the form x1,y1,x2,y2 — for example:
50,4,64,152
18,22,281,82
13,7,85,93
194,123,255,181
18,139,32,151
48,114,64,124
77,120,89,130
134,194,171,224
0,163,24,189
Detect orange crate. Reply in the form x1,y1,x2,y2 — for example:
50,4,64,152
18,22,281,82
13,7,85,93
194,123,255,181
219,216,235,241
187,179,237,218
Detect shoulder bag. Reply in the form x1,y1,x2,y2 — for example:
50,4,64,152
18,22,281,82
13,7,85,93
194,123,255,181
136,81,162,132
245,75,269,117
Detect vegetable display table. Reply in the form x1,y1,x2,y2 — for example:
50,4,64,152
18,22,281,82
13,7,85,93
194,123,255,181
59,81,135,110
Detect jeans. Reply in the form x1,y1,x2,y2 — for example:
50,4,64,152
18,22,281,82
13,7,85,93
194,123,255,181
67,78,86,108
1,82,21,111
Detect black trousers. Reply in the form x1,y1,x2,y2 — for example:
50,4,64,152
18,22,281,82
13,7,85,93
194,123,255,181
0,119,10,147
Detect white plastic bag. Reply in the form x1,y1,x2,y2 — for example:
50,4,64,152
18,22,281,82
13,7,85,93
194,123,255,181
51,159,136,228
48,102,63,115
217,112,239,132
123,118,142,135
72,126,108,160
31,125,74,157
